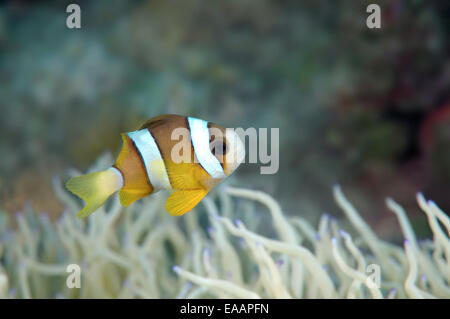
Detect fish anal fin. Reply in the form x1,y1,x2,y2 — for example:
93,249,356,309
119,189,150,207
165,189,208,216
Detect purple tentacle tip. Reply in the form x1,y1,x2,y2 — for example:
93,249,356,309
172,265,180,273
338,230,348,238
315,233,321,241
81,261,89,270
234,219,243,226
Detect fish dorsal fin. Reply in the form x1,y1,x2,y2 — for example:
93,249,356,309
165,189,208,216
140,114,183,130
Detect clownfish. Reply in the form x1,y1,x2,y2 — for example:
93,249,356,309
66,114,245,218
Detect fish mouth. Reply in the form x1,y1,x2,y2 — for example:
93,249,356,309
224,129,246,175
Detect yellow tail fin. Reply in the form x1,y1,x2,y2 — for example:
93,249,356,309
65,167,123,218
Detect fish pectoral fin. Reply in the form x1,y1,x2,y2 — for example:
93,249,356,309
119,189,150,207
165,189,208,216
164,162,202,190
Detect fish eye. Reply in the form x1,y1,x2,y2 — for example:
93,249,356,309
210,140,227,156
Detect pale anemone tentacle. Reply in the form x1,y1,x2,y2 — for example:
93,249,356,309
403,240,435,299
172,266,261,299
219,217,337,298
252,242,292,298
202,196,244,285
290,217,317,244
338,230,366,298
416,194,450,296
387,197,450,296
225,187,304,298
1,155,449,299
0,271,9,299
333,185,403,281
331,237,383,299
186,286,211,299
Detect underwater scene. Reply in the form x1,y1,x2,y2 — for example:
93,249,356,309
0,0,449,300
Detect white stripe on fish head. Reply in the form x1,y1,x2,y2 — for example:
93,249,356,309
224,128,245,175
187,117,226,179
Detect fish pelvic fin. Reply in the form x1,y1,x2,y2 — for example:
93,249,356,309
65,167,123,218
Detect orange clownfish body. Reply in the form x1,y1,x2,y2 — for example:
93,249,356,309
66,114,245,218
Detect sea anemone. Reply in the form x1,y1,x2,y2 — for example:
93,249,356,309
0,154,449,299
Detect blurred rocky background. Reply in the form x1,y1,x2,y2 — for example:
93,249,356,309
0,0,449,242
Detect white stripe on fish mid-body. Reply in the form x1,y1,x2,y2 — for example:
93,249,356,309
127,129,172,191
187,117,226,179
108,167,124,189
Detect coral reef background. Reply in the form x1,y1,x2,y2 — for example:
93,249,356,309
0,1,449,264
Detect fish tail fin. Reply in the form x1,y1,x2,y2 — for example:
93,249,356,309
65,167,124,218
